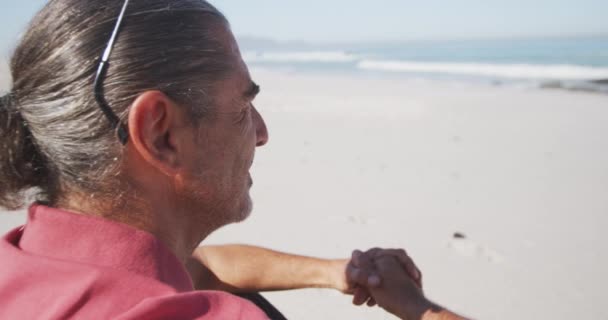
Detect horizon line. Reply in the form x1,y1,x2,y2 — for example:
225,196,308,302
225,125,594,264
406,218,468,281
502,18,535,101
236,31,608,45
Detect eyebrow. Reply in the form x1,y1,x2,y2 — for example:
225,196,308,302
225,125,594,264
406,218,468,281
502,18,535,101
243,81,260,100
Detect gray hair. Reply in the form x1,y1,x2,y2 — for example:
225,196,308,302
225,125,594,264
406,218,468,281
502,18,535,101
0,0,232,210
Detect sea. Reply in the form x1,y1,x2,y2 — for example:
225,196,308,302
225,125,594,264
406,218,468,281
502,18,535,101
240,35,608,94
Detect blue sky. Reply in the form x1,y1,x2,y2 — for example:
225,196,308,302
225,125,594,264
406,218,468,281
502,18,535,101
1,0,607,52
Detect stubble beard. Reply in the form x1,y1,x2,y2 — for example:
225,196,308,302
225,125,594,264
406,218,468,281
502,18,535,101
233,193,253,223
184,176,254,231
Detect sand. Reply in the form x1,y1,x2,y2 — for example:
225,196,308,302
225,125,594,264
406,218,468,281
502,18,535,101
1,68,607,319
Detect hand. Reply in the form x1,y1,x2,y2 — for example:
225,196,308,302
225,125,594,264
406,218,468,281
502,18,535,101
353,256,469,320
332,248,423,307
362,255,431,320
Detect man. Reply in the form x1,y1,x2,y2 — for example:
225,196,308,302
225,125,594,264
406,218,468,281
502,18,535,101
0,0,468,319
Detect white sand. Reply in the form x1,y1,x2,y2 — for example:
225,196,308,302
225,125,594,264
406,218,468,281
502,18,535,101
2,69,607,319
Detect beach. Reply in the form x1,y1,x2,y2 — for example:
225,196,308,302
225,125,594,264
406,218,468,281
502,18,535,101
2,68,607,319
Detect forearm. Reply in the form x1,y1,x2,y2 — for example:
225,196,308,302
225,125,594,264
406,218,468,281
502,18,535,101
419,306,469,320
396,300,470,320
188,244,344,293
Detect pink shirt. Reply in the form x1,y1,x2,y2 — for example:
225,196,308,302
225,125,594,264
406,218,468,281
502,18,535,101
0,204,268,320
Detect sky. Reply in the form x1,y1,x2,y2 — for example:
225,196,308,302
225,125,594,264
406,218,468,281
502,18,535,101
1,0,607,53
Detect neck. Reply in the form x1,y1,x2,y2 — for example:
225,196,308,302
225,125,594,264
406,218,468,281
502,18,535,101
56,191,213,265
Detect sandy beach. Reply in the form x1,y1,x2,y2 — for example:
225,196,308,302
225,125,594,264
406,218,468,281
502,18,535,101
2,68,607,319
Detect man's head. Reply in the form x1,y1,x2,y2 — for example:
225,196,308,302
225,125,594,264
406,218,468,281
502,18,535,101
125,24,269,227
0,0,267,231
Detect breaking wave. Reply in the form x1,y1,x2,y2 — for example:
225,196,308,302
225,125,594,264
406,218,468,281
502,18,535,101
243,51,358,63
357,60,608,80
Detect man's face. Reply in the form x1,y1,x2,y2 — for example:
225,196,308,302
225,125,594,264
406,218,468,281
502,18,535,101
179,24,268,226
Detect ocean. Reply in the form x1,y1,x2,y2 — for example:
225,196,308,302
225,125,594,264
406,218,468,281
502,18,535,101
240,35,608,94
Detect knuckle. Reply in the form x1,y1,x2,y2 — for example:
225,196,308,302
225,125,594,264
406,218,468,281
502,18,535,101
367,247,382,255
357,272,369,283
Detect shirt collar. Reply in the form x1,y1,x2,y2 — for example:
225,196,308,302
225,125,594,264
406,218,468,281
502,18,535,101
18,204,194,292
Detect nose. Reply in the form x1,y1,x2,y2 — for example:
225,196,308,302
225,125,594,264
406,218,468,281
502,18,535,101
252,106,269,147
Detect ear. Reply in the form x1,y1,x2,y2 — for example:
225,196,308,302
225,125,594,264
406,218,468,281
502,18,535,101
127,91,187,176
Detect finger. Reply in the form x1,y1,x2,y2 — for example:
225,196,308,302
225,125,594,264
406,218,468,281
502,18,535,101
367,273,382,288
367,297,377,307
375,249,421,282
373,255,407,274
360,291,373,306
400,256,422,289
350,249,379,286
374,256,423,292
348,266,375,288
357,248,380,271
352,287,369,306
392,252,423,289
398,255,421,289
364,247,383,259
361,248,393,289
374,249,417,278
416,267,423,289
355,248,382,285
348,267,382,292
351,250,363,268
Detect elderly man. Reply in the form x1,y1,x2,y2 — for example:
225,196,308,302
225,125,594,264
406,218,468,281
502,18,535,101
0,0,467,319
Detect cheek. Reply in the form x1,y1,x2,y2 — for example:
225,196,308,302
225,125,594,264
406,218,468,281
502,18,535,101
195,117,257,182
236,117,258,164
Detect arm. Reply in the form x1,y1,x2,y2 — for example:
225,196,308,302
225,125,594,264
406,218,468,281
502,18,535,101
395,301,469,320
186,244,348,293
421,308,469,320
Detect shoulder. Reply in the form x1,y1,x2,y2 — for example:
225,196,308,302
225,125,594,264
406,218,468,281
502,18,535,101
115,290,269,320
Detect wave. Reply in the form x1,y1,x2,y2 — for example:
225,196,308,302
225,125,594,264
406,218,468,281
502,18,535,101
357,60,608,80
243,51,358,63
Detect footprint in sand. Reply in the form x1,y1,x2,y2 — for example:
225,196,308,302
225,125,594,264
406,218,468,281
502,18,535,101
448,233,505,263
327,215,374,225
347,215,369,225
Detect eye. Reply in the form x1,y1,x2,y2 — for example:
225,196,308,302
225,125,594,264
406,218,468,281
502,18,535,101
238,103,252,123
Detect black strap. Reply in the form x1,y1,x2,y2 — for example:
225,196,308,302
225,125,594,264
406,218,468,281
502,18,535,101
237,292,288,320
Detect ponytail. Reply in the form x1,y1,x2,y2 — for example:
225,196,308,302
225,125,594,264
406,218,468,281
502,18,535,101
0,92,49,210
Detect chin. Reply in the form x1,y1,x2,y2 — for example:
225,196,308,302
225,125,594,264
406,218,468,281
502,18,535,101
232,194,253,223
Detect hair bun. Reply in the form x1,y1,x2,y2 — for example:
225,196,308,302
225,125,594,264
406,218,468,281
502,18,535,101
0,90,49,210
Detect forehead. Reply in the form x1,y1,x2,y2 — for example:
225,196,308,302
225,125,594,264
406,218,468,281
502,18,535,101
210,31,253,107
226,38,252,92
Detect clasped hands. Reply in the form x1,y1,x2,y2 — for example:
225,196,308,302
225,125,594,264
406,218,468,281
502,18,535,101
335,248,428,318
